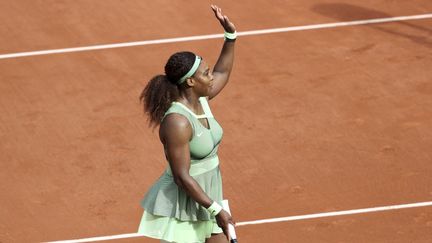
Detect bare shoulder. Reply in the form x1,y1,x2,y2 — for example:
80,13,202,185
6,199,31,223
159,113,192,144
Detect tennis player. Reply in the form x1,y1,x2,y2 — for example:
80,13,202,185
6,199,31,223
138,5,237,243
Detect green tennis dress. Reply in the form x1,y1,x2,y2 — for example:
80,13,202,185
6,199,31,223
138,97,224,243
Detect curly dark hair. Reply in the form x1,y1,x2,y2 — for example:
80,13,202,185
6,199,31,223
139,51,196,128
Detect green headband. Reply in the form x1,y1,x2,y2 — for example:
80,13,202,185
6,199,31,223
178,56,201,84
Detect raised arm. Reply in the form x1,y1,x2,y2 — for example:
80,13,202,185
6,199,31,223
208,5,237,100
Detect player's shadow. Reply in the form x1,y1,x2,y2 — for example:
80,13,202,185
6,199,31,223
311,3,432,49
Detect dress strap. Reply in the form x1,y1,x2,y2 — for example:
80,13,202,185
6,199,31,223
199,97,214,118
172,97,213,119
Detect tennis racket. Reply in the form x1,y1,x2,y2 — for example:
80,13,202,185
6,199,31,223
222,200,238,243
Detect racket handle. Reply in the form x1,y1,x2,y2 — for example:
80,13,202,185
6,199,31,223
222,200,238,242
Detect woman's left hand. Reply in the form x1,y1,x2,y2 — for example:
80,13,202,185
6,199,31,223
211,5,236,34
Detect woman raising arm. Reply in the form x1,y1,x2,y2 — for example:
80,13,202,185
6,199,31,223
138,5,237,243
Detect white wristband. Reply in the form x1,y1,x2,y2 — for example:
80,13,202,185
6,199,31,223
207,201,223,216
224,31,237,40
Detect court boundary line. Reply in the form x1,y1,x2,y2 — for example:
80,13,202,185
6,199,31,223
44,200,432,243
1,13,432,60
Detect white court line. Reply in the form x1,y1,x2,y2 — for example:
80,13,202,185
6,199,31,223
45,200,432,243
2,13,432,60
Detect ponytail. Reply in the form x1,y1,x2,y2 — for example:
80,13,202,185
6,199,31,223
139,74,179,128
139,51,196,128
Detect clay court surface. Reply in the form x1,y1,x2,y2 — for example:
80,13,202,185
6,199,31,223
1,1,432,242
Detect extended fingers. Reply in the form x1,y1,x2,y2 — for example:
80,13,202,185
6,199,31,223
211,5,224,19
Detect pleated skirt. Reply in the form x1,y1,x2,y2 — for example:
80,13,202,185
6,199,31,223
138,211,223,243
139,156,223,243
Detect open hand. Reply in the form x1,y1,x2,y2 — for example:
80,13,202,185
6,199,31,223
211,5,236,33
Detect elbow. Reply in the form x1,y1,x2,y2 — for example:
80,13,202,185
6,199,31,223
173,173,191,190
